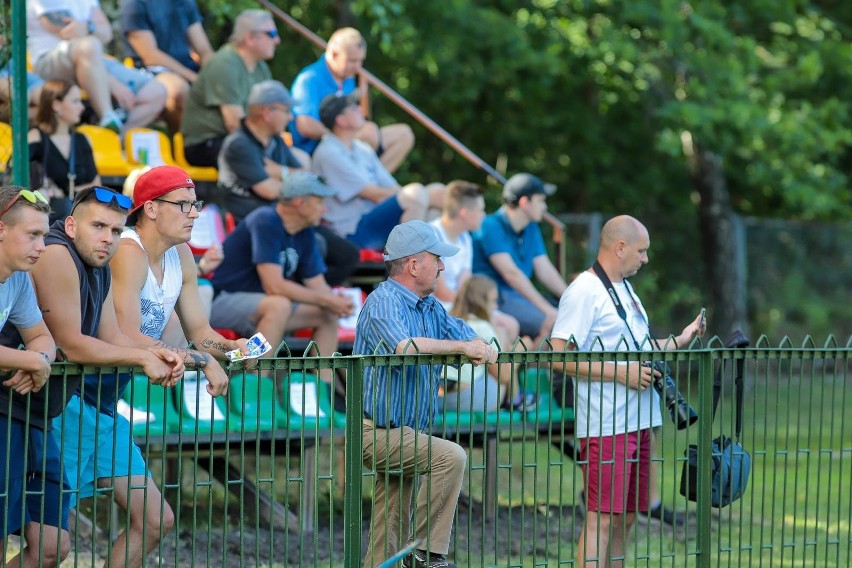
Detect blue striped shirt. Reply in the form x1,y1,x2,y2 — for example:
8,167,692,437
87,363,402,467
354,278,478,431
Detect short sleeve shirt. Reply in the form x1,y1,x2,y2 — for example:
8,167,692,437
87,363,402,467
218,121,302,221
210,206,326,295
311,134,398,237
289,56,356,154
27,0,100,64
430,219,472,293
354,279,478,431
471,208,547,291
551,271,663,437
119,0,202,71
181,44,272,146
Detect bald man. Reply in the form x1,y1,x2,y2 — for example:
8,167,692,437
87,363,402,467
549,215,703,567
289,27,414,172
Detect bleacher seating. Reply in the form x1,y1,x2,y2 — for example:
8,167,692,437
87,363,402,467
172,132,218,182
76,124,135,182
0,122,14,178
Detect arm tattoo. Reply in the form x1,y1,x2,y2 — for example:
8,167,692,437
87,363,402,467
152,340,208,369
200,338,230,354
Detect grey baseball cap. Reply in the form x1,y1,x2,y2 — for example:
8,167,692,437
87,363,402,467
502,172,556,204
247,80,295,107
383,220,459,261
280,172,336,199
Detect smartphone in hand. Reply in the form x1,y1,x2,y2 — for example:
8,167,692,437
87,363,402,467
698,307,707,335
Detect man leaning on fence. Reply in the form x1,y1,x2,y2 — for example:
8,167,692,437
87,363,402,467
356,220,498,568
36,186,184,568
0,186,61,564
549,215,704,567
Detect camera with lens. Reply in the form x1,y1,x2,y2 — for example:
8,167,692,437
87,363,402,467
645,361,698,430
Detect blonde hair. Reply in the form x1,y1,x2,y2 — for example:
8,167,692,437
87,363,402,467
122,166,152,198
450,275,497,322
327,27,366,54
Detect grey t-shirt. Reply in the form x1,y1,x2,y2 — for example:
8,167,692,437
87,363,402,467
311,134,398,237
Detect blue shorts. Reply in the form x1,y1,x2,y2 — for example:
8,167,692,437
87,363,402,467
347,196,405,250
52,395,151,509
498,288,557,338
0,416,70,537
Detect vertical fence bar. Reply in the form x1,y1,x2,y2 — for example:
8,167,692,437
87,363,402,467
10,0,29,187
695,348,714,568
343,355,364,567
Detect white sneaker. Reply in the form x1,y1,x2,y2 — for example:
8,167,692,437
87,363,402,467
98,109,124,133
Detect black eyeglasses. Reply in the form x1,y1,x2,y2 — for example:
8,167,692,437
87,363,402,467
253,29,279,39
70,186,132,215
154,198,204,213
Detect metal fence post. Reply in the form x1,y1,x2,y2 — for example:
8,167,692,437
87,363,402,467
695,348,714,568
343,355,364,567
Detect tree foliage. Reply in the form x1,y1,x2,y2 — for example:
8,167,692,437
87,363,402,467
195,0,850,335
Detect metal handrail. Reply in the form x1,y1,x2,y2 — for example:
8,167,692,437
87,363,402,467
256,0,566,267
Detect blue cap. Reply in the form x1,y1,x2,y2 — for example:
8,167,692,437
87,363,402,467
383,220,459,261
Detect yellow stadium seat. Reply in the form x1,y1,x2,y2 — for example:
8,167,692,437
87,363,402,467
77,124,134,178
172,132,218,182
124,127,176,167
0,122,11,175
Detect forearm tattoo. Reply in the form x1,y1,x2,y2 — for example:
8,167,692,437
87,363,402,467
152,340,208,369
200,338,230,354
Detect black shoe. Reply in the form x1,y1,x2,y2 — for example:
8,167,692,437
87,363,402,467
401,549,457,568
644,503,687,526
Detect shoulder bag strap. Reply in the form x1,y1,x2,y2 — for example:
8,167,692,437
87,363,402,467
67,131,77,199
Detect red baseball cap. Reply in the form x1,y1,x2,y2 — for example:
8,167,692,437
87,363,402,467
127,165,195,225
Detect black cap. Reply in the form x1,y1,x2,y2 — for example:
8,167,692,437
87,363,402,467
319,92,360,130
502,173,556,204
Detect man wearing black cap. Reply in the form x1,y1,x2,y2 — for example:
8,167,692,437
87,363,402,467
356,220,497,568
471,172,568,343
218,79,307,223
210,173,355,381
312,92,445,251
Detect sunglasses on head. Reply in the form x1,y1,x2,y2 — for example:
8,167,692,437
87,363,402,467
70,186,133,215
0,189,49,219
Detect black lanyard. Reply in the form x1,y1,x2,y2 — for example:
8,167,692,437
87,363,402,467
591,261,656,351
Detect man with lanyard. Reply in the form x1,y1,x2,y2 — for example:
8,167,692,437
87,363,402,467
549,215,703,566
0,186,60,564
36,186,184,568
356,220,497,568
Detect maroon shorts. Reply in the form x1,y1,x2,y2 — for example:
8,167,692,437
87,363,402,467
579,429,652,514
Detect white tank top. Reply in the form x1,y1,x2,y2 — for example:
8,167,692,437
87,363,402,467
121,228,183,340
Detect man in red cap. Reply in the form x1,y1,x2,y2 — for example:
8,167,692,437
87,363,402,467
111,165,248,391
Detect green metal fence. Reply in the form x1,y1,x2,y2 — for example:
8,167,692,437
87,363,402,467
0,338,850,566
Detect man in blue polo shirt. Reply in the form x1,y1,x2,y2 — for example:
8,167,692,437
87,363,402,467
356,220,497,568
471,172,569,343
289,27,413,172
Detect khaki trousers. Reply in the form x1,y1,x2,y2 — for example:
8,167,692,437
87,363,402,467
362,420,466,567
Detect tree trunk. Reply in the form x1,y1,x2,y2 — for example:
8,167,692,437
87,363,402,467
689,147,749,340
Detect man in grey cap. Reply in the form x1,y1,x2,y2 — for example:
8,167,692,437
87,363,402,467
210,173,355,381
355,220,498,568
218,79,309,222
471,172,568,344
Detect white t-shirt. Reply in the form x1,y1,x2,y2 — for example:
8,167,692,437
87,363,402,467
430,218,472,294
27,0,100,64
551,271,663,438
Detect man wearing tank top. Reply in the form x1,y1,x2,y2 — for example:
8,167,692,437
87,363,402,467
110,166,248,393
34,186,184,568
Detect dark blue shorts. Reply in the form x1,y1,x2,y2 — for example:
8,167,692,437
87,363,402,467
347,196,405,251
0,416,70,537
